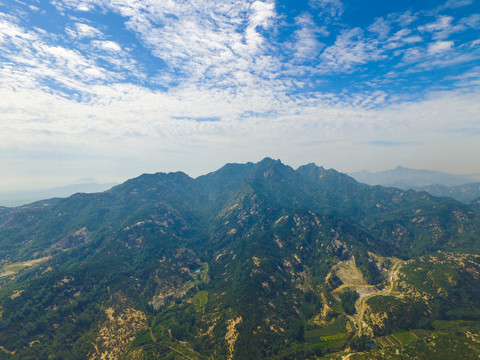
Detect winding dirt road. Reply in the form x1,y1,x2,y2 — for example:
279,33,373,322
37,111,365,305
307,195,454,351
352,258,404,335
332,257,405,336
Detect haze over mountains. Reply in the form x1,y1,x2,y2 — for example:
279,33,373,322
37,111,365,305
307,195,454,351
1,158,480,359
350,166,480,188
349,166,480,203
0,182,117,207
2,165,479,208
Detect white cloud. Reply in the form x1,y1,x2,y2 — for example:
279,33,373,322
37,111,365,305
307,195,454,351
403,35,422,44
415,14,480,42
68,23,103,39
291,13,326,62
460,14,480,28
444,0,473,9
368,17,391,38
428,40,454,53
44,0,478,88
417,15,471,40
418,15,453,32
249,1,275,28
319,28,386,72
51,0,95,13
398,40,480,73
389,11,417,27
310,0,344,18
92,40,122,52
76,3,93,12
245,1,276,51
389,28,412,41
77,0,281,90
0,16,35,40
2,72,480,188
446,66,480,87
383,28,422,49
0,17,121,95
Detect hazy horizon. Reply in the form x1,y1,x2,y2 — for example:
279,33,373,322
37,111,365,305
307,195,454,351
2,159,480,193
1,0,479,191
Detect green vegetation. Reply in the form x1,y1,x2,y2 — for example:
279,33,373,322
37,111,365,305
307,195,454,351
391,331,417,343
339,290,359,315
351,328,480,359
0,159,480,359
191,290,208,311
365,295,430,335
375,330,420,348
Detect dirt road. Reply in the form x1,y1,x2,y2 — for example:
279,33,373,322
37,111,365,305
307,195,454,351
331,257,404,336
352,258,404,335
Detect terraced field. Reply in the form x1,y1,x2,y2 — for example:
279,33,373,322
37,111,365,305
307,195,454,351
375,331,422,348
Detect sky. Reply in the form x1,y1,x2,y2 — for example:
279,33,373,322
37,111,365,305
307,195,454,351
0,0,479,190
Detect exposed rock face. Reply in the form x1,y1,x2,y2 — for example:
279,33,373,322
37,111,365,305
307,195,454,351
225,316,242,360
90,305,147,360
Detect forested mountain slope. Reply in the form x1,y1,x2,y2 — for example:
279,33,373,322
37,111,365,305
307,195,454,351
1,158,480,359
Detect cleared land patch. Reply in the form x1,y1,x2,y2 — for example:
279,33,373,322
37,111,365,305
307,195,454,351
0,257,50,278
328,256,405,336
334,257,367,286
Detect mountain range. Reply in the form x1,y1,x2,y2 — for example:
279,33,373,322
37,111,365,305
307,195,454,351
0,182,117,207
349,166,480,203
1,158,479,359
349,166,480,188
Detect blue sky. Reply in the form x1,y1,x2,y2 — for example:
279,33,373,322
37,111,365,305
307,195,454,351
0,0,479,190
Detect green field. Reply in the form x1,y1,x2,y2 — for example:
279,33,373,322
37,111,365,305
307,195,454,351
393,331,417,343
306,315,347,340
375,330,423,348
0,257,50,278
191,291,208,311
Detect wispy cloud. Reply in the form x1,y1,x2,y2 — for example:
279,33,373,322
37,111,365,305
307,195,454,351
66,23,102,39
7,0,475,101
319,28,386,72
443,0,473,9
310,0,344,18
368,17,391,38
172,116,221,123
418,14,480,40
365,140,414,147
92,40,122,52
418,15,454,34
428,40,454,53
245,1,276,51
290,13,326,63
51,0,96,13
0,17,115,89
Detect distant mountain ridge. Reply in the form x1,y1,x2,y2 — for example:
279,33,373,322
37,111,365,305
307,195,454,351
349,166,480,203
350,166,480,188
0,182,117,207
415,182,480,204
